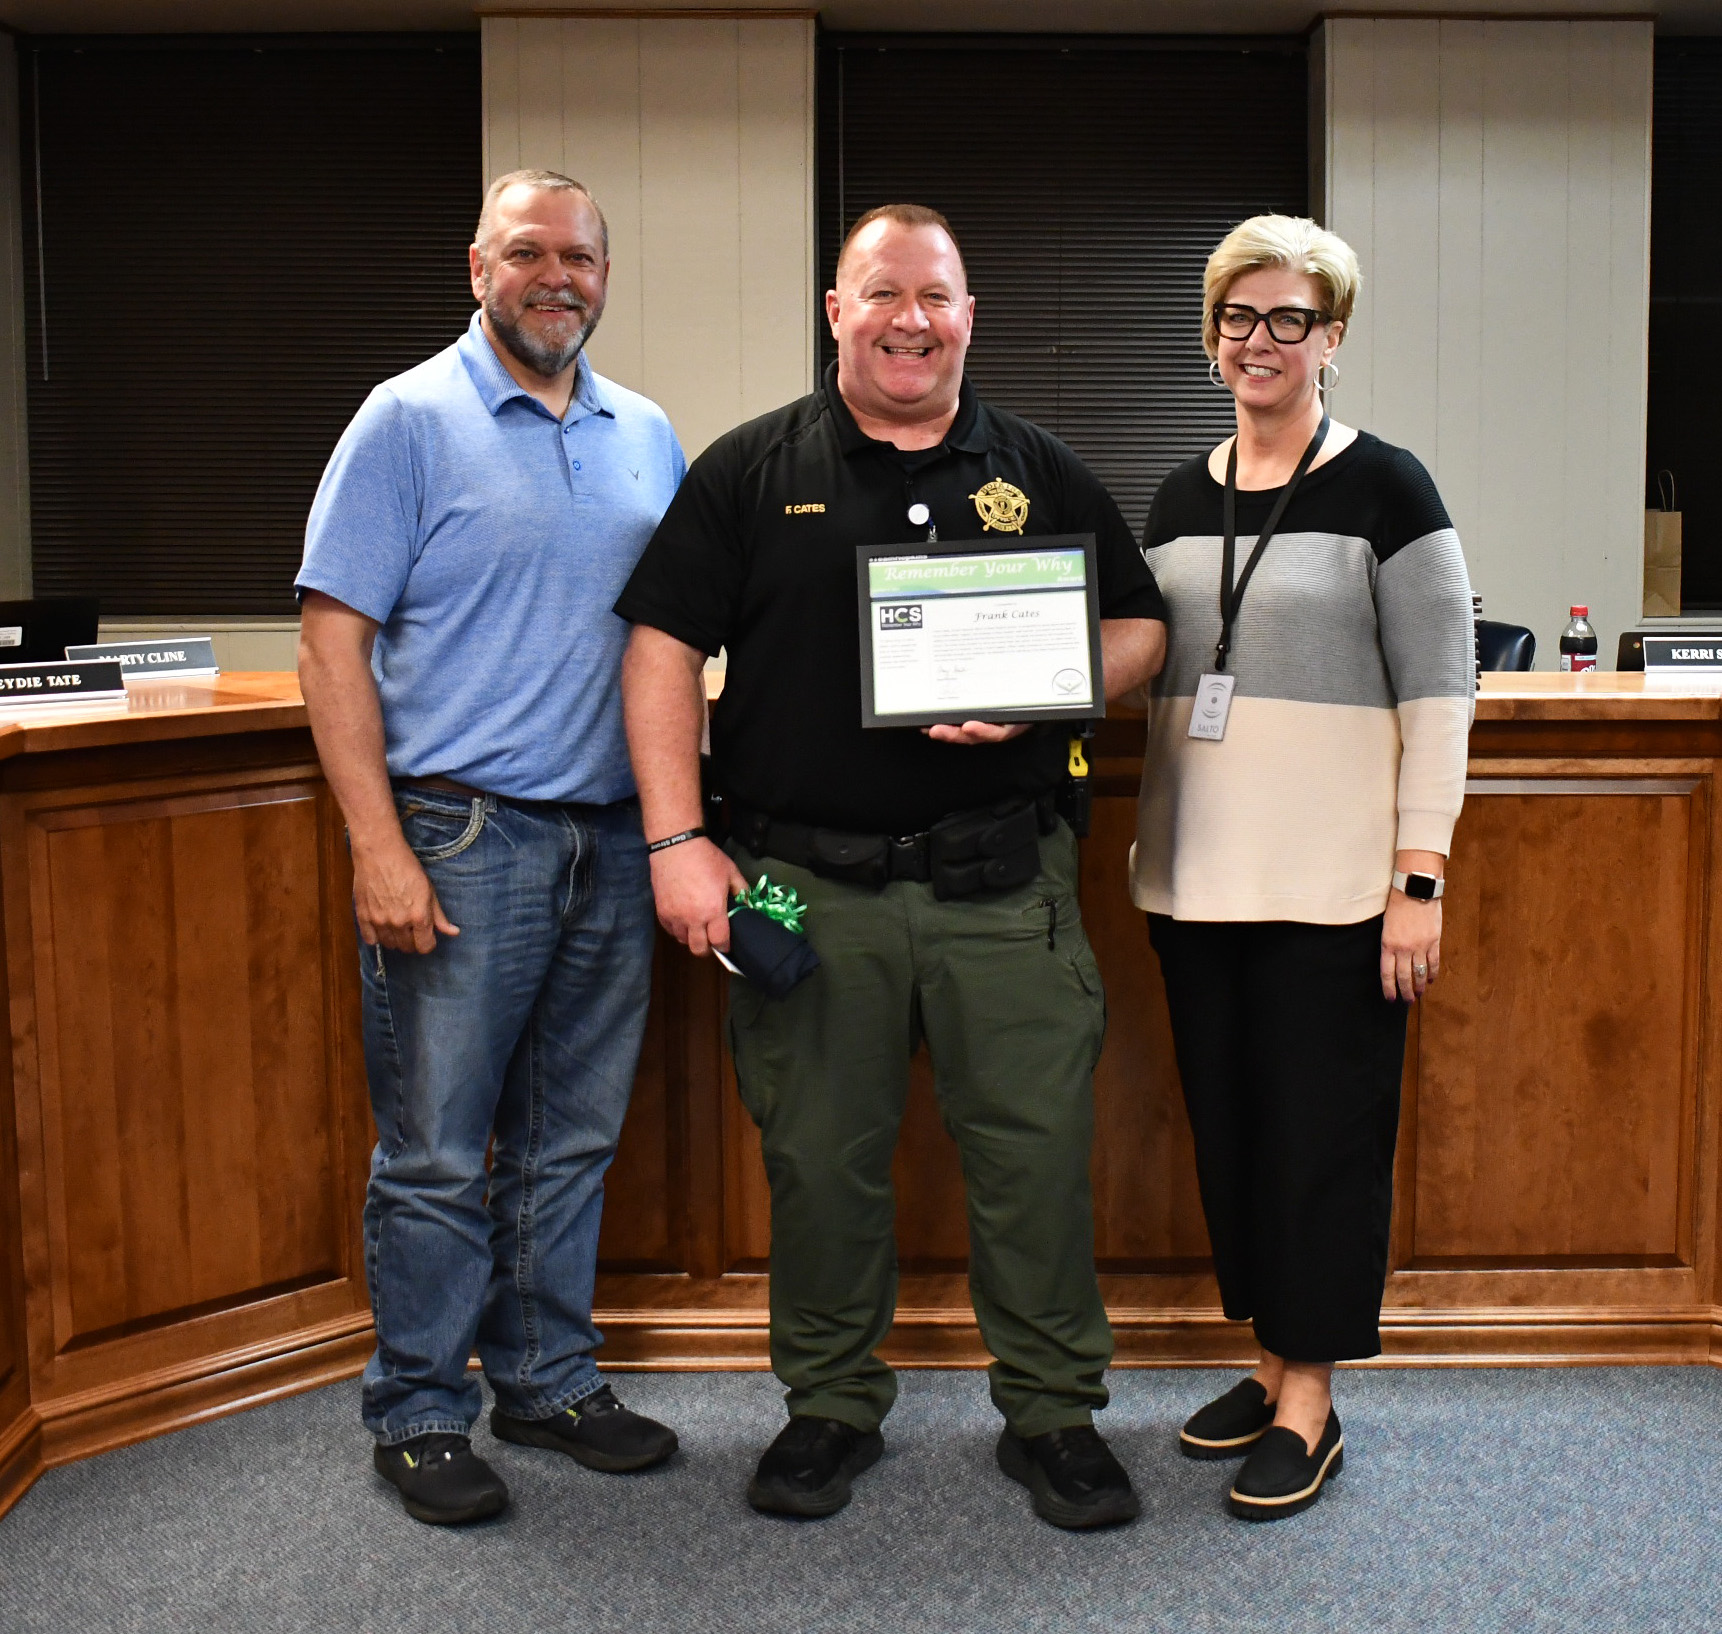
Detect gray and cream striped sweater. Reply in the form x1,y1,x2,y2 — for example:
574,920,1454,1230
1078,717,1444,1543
1131,431,1474,924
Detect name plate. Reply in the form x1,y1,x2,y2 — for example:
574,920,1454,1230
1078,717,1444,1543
0,660,127,704
65,636,219,678
1641,635,1722,671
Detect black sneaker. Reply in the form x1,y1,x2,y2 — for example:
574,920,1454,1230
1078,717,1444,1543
1179,1377,1275,1460
746,1416,884,1518
1229,1408,1344,1521
491,1385,678,1473
996,1425,1141,1530
373,1433,508,1526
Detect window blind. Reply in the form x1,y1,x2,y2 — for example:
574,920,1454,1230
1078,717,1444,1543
819,35,1308,536
21,35,481,616
1648,39,1722,610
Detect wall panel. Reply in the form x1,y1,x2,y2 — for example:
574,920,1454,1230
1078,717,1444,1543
1318,18,1652,664
482,14,814,459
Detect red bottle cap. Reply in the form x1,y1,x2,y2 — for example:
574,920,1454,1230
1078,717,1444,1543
1570,605,1588,616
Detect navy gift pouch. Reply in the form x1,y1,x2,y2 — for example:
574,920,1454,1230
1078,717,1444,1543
725,905,820,999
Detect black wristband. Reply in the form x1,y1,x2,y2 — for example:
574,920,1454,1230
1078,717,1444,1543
647,826,707,855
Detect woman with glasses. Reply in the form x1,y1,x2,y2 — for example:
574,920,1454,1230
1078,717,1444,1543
1130,216,1474,1520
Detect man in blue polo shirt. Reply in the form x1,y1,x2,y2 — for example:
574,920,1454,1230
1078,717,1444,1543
297,169,684,1526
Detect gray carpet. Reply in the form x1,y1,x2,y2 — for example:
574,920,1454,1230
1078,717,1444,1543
2,1366,1720,1633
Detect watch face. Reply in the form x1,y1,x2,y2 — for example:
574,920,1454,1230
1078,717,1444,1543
1405,873,1438,901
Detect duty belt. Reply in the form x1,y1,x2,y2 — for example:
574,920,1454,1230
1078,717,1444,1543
727,792,1056,897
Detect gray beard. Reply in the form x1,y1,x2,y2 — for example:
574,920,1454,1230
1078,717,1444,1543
484,292,599,378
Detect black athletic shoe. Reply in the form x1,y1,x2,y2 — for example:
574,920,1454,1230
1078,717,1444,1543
1229,1408,1344,1521
490,1385,678,1473
746,1416,884,1518
1179,1377,1276,1460
996,1425,1141,1530
373,1433,509,1526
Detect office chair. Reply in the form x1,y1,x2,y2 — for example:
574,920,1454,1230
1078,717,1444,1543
1476,619,1536,672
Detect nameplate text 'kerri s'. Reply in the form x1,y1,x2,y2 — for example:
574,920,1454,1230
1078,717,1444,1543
66,636,219,678
0,660,127,704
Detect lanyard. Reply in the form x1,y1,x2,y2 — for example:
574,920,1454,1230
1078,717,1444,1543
1214,412,1330,672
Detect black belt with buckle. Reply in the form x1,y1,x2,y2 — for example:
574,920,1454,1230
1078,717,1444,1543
728,793,1055,898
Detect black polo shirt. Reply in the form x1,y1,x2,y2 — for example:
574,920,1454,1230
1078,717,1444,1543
615,362,1165,835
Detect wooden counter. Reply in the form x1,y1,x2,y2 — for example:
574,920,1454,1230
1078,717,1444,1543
5,671,1722,1518
0,676,369,1518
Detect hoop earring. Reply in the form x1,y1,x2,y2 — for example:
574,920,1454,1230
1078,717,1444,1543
1317,361,1340,391
1209,360,1227,388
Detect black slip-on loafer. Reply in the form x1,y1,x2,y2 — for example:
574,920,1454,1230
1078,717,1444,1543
373,1432,509,1526
1179,1377,1275,1460
1228,1408,1344,1521
491,1384,678,1473
996,1425,1141,1530
747,1416,884,1518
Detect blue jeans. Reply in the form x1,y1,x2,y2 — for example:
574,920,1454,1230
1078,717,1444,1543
357,786,656,1445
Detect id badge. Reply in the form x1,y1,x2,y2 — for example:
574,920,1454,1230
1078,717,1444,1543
1188,673,1236,741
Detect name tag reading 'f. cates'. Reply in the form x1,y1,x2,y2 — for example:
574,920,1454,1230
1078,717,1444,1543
0,660,127,706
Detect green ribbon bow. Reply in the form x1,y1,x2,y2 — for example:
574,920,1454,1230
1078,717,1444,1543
731,875,808,935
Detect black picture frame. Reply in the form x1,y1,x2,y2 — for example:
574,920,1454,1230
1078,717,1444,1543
855,532,1105,729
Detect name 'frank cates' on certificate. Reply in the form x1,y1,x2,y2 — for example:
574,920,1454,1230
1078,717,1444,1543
856,534,1105,729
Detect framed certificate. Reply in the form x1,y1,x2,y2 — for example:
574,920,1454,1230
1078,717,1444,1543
856,533,1104,729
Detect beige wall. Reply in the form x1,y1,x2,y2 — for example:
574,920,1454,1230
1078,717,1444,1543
482,13,816,460
1317,17,1653,666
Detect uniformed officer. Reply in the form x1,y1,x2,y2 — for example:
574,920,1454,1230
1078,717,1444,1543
615,204,1166,1530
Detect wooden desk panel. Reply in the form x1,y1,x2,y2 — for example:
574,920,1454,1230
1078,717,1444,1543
1409,776,1702,1268
31,779,342,1348
597,942,681,1273
591,676,1722,1371
0,682,374,1517
0,937,33,1516
1083,795,1208,1270
5,672,1722,1525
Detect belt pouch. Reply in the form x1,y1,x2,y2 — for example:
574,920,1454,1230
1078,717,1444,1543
808,829,890,887
927,801,1040,900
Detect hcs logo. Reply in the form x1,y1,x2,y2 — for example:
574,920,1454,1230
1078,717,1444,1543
879,604,923,630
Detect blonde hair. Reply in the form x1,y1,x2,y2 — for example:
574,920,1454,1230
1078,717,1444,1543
1201,215,1361,358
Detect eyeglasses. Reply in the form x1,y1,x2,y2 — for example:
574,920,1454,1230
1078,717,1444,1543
1213,303,1331,344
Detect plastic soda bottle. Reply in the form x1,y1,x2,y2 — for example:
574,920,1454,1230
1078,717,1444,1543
1560,606,1598,673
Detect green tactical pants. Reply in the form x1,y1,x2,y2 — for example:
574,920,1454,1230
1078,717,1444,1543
726,822,1113,1438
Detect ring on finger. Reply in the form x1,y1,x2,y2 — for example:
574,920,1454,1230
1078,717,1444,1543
1413,962,1428,977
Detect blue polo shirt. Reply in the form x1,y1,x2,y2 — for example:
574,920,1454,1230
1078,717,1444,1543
298,312,685,803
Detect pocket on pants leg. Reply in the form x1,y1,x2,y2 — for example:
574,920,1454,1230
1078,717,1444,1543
1067,939,1108,1065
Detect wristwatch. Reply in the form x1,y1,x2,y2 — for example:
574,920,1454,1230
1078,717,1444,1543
1392,870,1445,901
